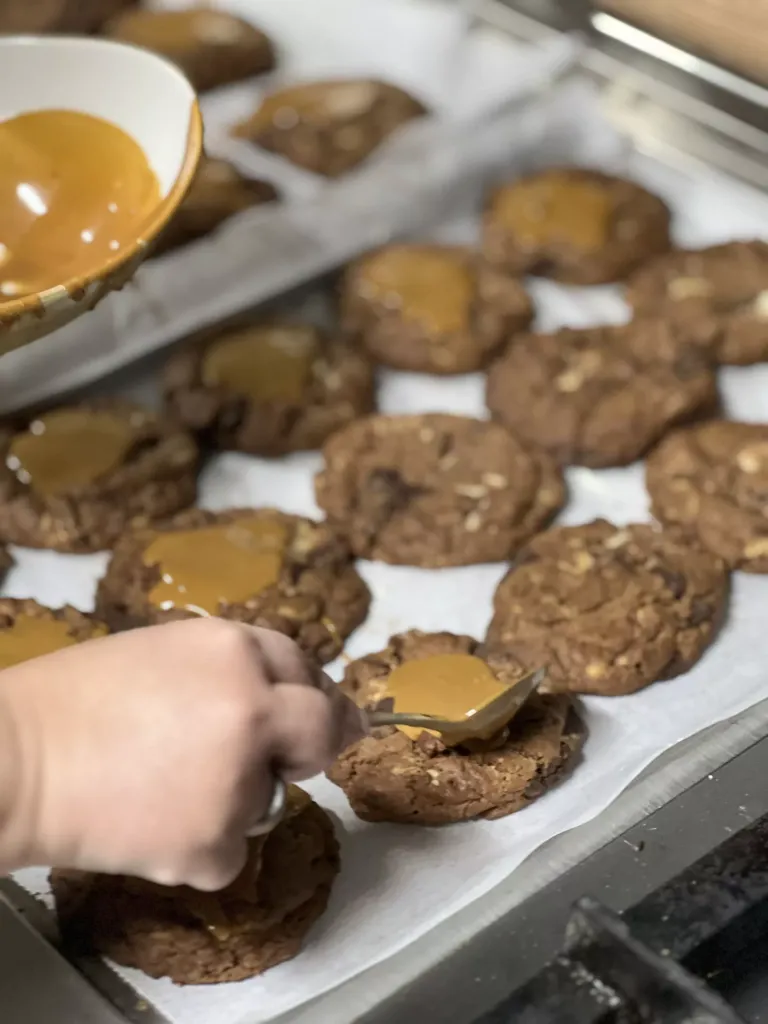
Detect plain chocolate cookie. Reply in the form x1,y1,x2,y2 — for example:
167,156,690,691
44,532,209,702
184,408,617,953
233,78,427,177
163,322,376,456
626,240,768,365
486,520,729,696
0,598,108,671
51,788,339,984
105,7,275,92
0,0,135,34
0,401,199,553
486,319,719,468
340,243,534,374
95,507,370,664
482,168,671,285
327,630,584,824
314,414,565,567
646,420,768,572
155,156,278,256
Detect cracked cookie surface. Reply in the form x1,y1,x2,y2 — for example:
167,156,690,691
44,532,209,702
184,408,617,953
327,630,584,824
626,240,768,365
314,413,565,567
486,520,728,696
486,320,719,468
646,420,768,572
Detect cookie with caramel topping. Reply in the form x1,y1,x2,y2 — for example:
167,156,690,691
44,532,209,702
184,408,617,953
51,787,339,984
482,168,671,285
0,401,199,553
95,507,370,664
105,7,275,92
626,241,768,365
486,520,729,696
0,0,135,35
163,322,375,456
0,599,108,672
486,320,719,468
327,630,584,824
341,243,534,374
315,413,565,567
646,420,768,572
233,78,427,177
155,156,279,256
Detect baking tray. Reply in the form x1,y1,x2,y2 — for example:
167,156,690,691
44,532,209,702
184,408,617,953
2,3,768,1024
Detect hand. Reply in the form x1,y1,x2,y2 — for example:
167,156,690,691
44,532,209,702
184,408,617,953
0,618,365,890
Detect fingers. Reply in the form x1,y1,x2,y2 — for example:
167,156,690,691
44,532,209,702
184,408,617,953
177,836,250,892
267,683,349,780
243,625,320,688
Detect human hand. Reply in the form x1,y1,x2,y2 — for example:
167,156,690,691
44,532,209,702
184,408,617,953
0,618,365,890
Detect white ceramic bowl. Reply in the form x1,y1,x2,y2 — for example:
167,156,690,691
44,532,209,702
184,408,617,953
0,34,203,355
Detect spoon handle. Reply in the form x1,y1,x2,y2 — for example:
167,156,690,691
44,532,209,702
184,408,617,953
366,710,465,736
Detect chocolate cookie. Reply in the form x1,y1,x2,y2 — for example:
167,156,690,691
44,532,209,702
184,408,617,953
340,244,534,375
51,787,339,984
155,156,278,256
314,414,565,567
626,240,768,365
233,79,427,178
95,507,370,664
0,402,199,553
327,630,583,824
646,420,768,572
486,520,729,696
486,320,719,468
0,0,135,34
105,7,275,92
163,323,375,456
0,599,108,671
482,168,671,285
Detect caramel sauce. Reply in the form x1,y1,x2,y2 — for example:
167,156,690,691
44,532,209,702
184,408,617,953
243,80,380,132
492,174,612,252
110,8,249,52
0,616,87,670
382,653,509,742
144,516,289,615
7,408,139,497
202,325,318,404
0,109,160,301
359,246,473,334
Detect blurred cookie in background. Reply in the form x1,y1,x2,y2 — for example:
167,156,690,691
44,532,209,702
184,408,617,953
104,7,276,92
233,78,427,177
0,0,135,34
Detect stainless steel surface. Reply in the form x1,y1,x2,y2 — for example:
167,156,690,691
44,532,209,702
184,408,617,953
246,777,287,838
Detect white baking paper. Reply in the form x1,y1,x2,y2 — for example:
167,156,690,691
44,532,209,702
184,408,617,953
8,74,768,1022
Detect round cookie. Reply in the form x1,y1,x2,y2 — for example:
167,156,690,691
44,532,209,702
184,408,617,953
327,630,584,824
314,413,565,568
646,420,768,572
233,79,427,178
340,244,534,374
485,319,719,468
486,520,729,696
50,787,339,984
104,7,275,93
155,156,278,256
482,167,671,285
163,323,376,456
0,0,134,34
0,401,199,553
626,240,768,365
0,599,108,671
95,507,370,664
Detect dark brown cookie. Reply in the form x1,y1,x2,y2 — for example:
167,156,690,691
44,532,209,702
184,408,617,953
327,630,583,824
0,598,108,672
51,788,340,984
314,414,565,568
154,156,278,256
163,323,376,456
482,168,671,285
0,401,198,553
486,319,719,468
340,244,534,374
95,507,370,664
233,79,427,178
104,7,275,92
0,0,135,34
646,420,768,572
626,240,768,365
486,520,729,696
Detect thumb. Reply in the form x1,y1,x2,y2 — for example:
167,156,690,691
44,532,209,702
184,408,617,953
176,836,250,893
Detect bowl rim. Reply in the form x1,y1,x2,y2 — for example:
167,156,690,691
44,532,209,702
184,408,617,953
0,34,204,326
